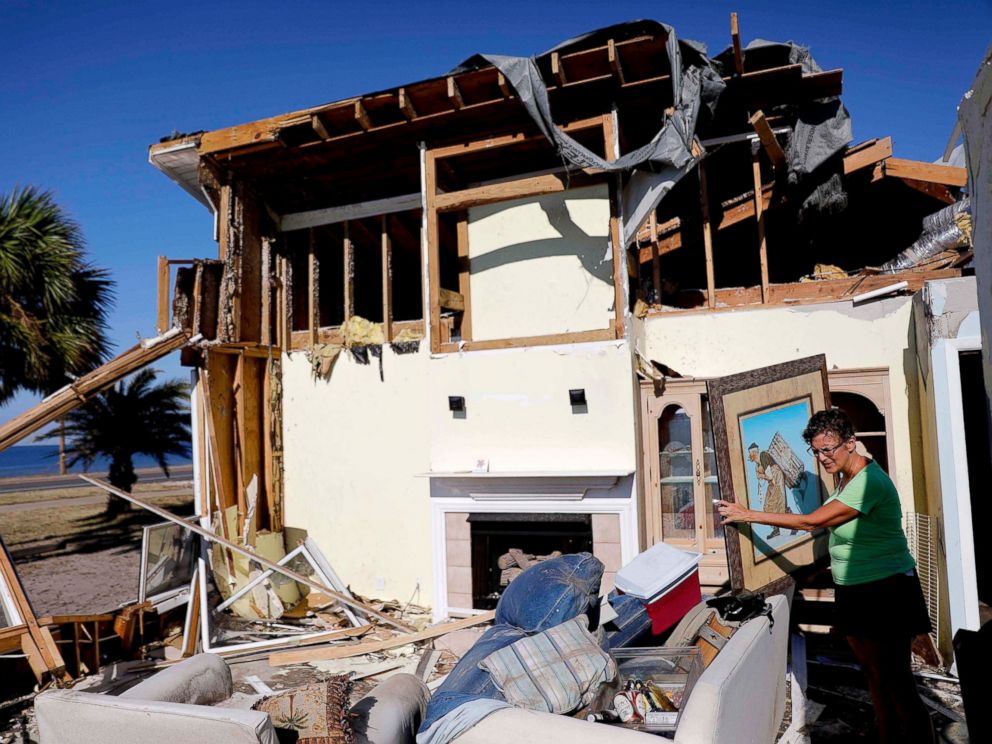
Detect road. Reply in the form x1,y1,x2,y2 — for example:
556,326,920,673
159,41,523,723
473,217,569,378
0,464,193,494
0,487,192,513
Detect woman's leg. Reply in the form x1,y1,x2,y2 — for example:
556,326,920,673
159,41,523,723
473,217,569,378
847,634,934,744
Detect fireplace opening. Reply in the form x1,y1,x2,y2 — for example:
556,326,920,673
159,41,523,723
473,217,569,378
468,513,593,610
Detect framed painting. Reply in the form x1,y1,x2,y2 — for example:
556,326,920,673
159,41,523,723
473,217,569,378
707,355,832,594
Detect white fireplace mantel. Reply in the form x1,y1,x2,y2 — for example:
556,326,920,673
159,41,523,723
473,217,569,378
424,470,633,501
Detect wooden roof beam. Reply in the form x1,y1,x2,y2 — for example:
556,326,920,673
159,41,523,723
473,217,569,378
551,52,568,86
447,76,465,110
311,113,332,141
730,12,744,75
497,71,512,99
843,137,892,174
607,39,625,84
398,87,418,120
355,100,373,131
884,158,966,188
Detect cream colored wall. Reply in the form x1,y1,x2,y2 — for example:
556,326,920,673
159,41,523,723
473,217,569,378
467,184,613,341
281,338,641,608
427,341,637,474
280,348,434,605
636,296,922,511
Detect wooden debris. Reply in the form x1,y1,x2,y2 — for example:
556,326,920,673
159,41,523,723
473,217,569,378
269,611,496,666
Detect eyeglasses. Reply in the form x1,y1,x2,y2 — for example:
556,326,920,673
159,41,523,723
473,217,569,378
807,440,849,457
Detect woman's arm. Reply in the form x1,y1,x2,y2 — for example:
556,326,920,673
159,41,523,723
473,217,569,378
717,498,859,532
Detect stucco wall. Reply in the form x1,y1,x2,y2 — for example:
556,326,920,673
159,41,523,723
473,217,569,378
636,296,923,512
281,348,434,604
467,184,613,341
281,339,640,607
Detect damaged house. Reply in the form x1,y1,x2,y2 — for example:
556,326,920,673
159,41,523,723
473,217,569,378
137,19,982,663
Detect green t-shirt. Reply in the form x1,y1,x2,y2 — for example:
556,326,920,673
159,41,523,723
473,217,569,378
824,460,916,585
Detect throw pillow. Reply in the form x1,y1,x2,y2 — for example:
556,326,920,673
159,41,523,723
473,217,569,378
253,675,354,743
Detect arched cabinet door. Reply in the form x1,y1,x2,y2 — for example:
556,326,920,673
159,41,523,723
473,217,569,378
641,379,728,589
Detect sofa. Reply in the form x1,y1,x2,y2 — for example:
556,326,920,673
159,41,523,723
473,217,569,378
35,652,430,744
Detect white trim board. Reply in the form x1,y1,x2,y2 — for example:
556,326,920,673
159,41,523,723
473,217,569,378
930,335,982,636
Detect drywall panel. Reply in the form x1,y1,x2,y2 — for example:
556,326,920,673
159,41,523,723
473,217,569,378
281,348,434,604
639,297,921,511
427,340,638,474
467,184,613,341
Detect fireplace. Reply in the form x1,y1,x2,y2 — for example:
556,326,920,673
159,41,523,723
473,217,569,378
468,513,593,609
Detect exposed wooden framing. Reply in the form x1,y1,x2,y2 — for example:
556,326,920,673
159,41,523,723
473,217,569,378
343,221,354,321
439,327,615,353
398,87,417,119
156,256,170,334
651,215,662,305
749,110,786,175
607,39,625,84
431,116,604,160
751,145,770,303
699,160,716,309
354,100,373,131
843,137,892,174
278,255,290,348
425,151,442,352
231,356,247,534
81,476,417,633
884,158,967,187
308,229,319,348
551,51,568,86
435,170,602,212
195,381,209,516
730,12,744,75
381,215,393,343
269,610,496,665
289,320,424,351
0,330,190,453
260,238,272,347
652,268,962,314
456,215,471,341
497,72,511,98
281,193,420,233
240,187,264,344
236,355,264,533
182,568,201,657
438,288,465,311
262,358,281,533
311,113,332,141
204,353,237,517
897,177,955,204
446,77,465,110
218,184,233,261
602,112,625,338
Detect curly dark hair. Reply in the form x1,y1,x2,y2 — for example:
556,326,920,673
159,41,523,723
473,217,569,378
802,408,855,444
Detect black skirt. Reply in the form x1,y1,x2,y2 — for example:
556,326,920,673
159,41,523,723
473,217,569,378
833,570,932,639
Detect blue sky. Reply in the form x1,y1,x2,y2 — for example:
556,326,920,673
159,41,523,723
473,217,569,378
1,1,990,423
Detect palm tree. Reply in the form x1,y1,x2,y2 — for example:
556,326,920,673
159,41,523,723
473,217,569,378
43,369,191,514
0,186,113,404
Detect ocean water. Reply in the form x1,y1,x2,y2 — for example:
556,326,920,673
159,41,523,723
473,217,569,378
0,444,191,479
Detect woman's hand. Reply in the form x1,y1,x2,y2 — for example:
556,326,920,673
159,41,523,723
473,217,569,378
717,499,749,525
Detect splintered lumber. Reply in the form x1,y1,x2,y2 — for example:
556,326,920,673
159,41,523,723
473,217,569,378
0,329,192,453
749,110,786,175
269,610,496,666
79,476,417,634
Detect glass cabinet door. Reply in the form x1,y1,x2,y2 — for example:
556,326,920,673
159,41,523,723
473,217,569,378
657,404,696,542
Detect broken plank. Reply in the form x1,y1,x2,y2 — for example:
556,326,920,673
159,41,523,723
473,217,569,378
843,137,892,174
699,160,716,309
749,110,786,174
607,39,625,84
156,256,170,335
885,158,966,187
730,12,744,75
752,145,770,302
416,648,442,681
269,611,496,666
434,170,602,212
80,475,417,634
438,288,465,312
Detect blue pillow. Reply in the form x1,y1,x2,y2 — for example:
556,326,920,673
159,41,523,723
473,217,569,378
495,552,604,632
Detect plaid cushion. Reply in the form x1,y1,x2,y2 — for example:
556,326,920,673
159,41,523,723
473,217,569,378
478,614,616,714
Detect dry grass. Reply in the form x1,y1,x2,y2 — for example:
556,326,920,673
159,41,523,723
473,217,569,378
0,480,189,507
0,489,194,557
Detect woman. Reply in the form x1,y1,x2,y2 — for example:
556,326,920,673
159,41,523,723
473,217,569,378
718,409,934,744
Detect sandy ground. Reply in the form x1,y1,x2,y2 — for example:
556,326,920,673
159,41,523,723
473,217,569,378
16,542,143,617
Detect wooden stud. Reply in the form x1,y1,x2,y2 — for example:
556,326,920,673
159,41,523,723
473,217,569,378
730,12,744,75
497,72,512,98
232,354,247,536
91,621,100,674
238,356,263,533
603,114,625,339
651,216,662,306
260,238,272,347
308,229,319,348
311,113,332,141
456,215,471,342
343,221,354,321
156,256,170,334
607,39,625,84
354,100,373,131
425,152,442,353
446,77,465,110
751,145,770,303
699,160,717,309
218,185,233,261
398,87,417,119
749,110,787,175
182,568,201,657
551,51,567,86
381,215,393,343
262,358,280,532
